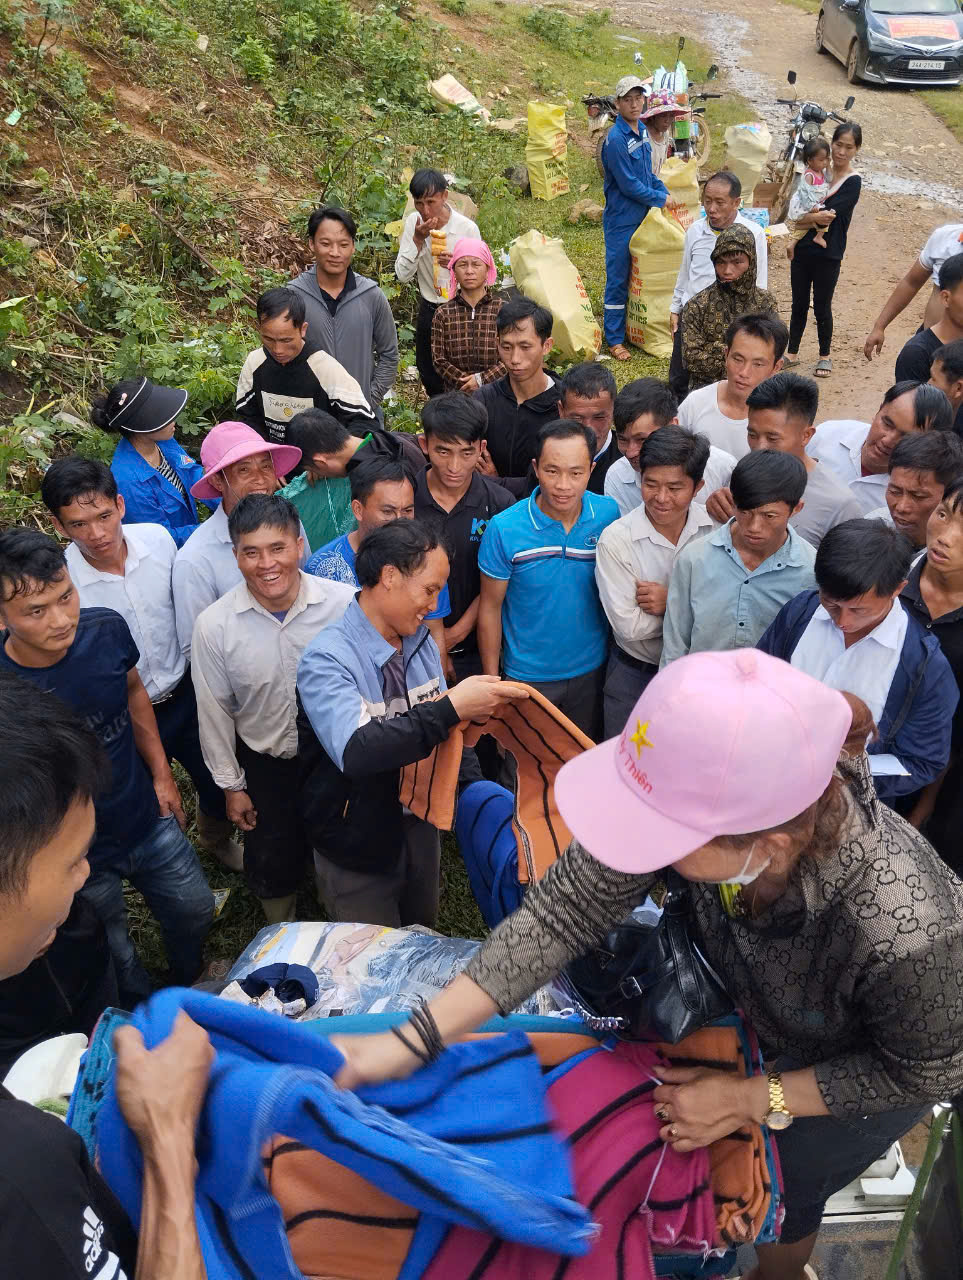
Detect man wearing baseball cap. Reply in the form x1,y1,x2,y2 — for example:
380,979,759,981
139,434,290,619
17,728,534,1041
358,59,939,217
172,422,308,660
328,648,963,1280
601,76,668,362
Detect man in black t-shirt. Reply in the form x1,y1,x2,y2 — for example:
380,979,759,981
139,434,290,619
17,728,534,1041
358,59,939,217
414,394,514,680
896,253,963,436
0,669,211,1280
0,529,214,1005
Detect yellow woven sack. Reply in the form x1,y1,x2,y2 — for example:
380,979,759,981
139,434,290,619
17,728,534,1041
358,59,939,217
525,101,568,162
528,155,570,201
661,156,700,232
723,124,772,201
626,208,686,358
509,229,601,360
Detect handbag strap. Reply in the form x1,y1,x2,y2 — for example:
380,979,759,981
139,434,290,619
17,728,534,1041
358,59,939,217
661,869,730,1016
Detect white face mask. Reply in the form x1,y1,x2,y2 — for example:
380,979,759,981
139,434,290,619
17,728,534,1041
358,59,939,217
722,841,772,887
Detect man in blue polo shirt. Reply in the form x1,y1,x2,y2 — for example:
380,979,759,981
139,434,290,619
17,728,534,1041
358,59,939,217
477,419,619,738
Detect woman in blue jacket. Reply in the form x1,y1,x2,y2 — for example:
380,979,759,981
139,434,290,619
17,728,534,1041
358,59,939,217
93,377,214,547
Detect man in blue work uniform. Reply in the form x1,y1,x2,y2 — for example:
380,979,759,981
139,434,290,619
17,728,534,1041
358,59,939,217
602,75,669,362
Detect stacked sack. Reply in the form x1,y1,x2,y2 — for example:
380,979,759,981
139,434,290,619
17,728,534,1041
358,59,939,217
723,123,772,201
526,101,570,201
626,156,699,357
509,229,601,359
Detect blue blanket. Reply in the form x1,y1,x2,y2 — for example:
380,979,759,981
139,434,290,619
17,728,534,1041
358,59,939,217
95,989,593,1280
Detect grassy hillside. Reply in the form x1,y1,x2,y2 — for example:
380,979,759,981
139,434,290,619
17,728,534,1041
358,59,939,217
1,0,751,526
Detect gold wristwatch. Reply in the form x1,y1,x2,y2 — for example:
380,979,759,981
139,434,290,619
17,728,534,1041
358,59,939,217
763,1071,794,1130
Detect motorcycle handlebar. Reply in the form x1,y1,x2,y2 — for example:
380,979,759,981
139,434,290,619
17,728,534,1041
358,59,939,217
775,98,796,104
829,111,849,122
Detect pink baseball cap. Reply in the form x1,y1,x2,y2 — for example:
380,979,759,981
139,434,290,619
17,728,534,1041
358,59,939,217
190,421,302,501
555,649,852,873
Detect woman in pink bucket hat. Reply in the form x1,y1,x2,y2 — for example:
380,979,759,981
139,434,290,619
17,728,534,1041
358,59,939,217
329,648,963,1280
641,89,687,177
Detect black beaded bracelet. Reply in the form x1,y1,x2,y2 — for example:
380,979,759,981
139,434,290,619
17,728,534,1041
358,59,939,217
408,1000,444,1062
390,1023,432,1065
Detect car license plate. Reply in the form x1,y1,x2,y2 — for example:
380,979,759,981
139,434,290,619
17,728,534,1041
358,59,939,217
909,59,945,69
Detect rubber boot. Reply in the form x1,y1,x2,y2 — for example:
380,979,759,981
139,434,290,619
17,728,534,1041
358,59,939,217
195,809,244,872
259,894,297,925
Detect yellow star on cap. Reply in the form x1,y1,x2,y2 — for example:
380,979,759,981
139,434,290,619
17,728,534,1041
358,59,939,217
630,720,654,756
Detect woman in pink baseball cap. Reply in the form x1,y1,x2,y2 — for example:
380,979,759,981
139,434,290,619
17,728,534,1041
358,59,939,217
331,647,963,1280
430,237,504,393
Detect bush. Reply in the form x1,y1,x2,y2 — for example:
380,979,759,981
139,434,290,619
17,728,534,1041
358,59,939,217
519,5,609,51
234,35,274,81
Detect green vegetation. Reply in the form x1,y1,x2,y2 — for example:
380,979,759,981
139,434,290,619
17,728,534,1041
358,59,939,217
0,0,751,529
921,88,963,147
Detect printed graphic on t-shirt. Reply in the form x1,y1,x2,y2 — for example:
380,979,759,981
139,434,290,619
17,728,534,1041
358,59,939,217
82,1205,128,1278
261,391,315,424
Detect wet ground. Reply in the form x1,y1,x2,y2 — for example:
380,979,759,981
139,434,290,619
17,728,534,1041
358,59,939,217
607,0,963,420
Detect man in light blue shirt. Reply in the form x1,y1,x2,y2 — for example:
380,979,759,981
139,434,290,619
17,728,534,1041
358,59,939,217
661,450,815,666
305,455,451,668
477,420,619,737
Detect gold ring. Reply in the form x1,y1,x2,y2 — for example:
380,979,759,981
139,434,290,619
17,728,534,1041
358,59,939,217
656,1106,670,1122
669,1125,678,1139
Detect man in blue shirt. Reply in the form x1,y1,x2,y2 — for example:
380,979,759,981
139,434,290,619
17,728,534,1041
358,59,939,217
477,420,619,738
661,449,816,666
0,529,213,1006
306,456,453,675
601,75,669,361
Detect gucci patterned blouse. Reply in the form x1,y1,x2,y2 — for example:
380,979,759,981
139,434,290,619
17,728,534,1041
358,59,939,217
464,754,963,1116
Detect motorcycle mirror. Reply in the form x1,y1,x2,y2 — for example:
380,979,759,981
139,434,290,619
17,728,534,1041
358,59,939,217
707,64,719,80
787,70,797,84
844,95,855,110
678,36,685,53
634,50,643,63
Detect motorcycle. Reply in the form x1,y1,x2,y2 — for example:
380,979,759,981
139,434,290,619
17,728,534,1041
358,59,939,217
584,42,720,178
770,70,855,223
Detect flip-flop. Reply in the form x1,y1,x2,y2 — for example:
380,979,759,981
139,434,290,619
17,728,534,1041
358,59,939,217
815,359,833,378
609,344,632,361
782,354,800,368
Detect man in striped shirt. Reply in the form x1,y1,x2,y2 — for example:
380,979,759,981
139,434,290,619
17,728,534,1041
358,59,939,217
477,420,619,738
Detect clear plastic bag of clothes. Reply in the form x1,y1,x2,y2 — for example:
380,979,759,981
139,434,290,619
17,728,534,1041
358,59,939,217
226,922,559,1019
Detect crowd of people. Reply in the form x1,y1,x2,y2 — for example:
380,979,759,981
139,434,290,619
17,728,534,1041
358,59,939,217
4,125,963,1280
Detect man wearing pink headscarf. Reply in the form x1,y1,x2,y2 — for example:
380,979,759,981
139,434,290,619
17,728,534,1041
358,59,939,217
430,238,505,393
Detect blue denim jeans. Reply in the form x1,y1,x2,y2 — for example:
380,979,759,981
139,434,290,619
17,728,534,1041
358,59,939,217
79,814,214,1004
153,672,225,820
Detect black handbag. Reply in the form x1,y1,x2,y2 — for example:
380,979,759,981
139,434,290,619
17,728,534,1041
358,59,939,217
564,871,733,1043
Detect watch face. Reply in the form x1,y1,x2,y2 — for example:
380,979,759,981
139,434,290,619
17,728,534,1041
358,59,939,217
766,1109,793,1131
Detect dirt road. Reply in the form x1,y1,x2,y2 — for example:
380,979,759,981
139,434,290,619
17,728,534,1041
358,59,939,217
613,0,963,419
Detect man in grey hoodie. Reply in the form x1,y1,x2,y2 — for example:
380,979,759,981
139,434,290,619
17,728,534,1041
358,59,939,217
289,206,399,410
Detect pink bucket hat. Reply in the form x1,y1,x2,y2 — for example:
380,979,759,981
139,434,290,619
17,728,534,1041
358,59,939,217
190,421,302,501
448,237,497,298
555,649,852,873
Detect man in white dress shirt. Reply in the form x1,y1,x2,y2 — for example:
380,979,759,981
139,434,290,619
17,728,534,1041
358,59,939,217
394,168,479,397
42,457,241,870
595,426,713,736
604,377,735,516
668,171,769,396
173,421,305,660
862,430,963,550
677,313,788,460
703,371,863,549
191,493,353,924
806,382,954,516
757,518,958,806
